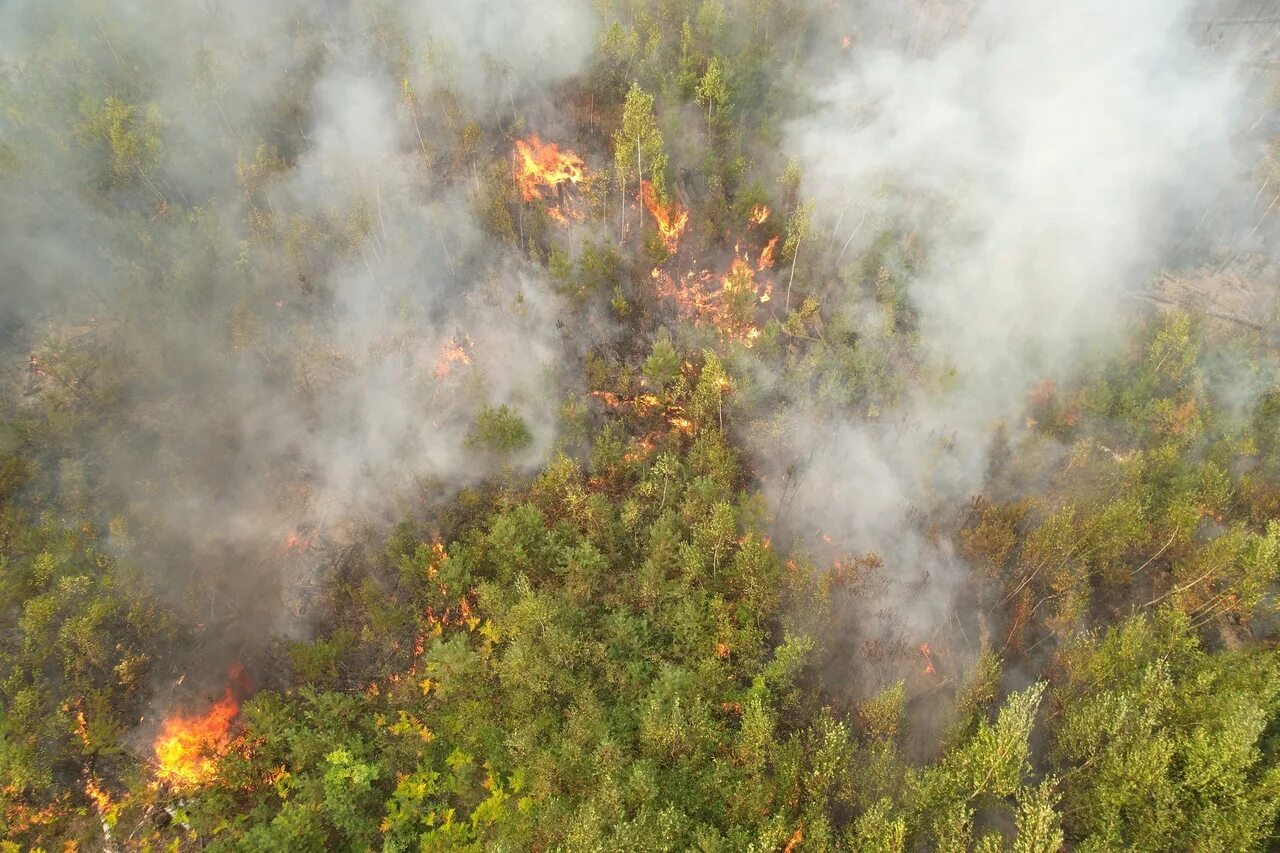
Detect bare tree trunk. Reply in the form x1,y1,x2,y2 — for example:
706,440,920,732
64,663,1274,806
786,237,801,313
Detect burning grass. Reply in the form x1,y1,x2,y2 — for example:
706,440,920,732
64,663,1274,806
650,245,774,347
641,179,689,253
514,135,590,223
153,664,250,789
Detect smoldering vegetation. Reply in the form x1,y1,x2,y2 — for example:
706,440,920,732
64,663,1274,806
0,0,602,651
1,0,1275,713
734,0,1279,701
0,0,1273,694
2,0,1280,847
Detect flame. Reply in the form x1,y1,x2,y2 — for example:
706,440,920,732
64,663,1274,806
2,792,58,833
84,777,112,815
589,389,662,416
667,416,694,434
646,215,779,345
154,665,248,788
919,643,936,676
435,334,474,381
748,204,770,227
514,136,588,223
758,236,779,271
640,180,689,253
841,35,852,49
283,530,312,553
74,708,91,748
154,690,238,787
624,433,659,463
650,250,771,347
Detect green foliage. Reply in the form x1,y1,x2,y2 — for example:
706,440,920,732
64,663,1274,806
75,96,163,188
644,328,681,393
614,83,669,202
1051,611,1280,851
465,405,534,455
0,481,170,843
695,57,730,131
1,5,1278,851
172,366,839,849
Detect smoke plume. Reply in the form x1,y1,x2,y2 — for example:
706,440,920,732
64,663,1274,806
756,0,1264,689
0,0,600,653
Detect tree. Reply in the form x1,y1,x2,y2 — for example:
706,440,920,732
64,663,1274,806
695,58,730,134
644,328,681,393
1050,611,1280,850
465,404,534,454
613,83,668,238
782,201,813,312
75,96,163,192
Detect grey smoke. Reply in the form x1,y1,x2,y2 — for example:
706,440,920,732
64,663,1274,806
0,0,599,646
761,0,1260,681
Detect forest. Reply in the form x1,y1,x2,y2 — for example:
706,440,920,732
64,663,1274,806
1,0,1279,850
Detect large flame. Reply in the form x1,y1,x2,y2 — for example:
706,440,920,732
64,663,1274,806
514,135,588,223
154,666,247,788
758,236,779,271
640,180,689,253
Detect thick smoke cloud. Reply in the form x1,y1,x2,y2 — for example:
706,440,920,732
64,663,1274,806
766,0,1258,686
0,0,599,651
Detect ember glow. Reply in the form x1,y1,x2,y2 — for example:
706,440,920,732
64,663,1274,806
641,180,689,253
514,135,588,223
154,665,248,788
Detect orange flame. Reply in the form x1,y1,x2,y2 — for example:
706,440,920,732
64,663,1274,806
154,691,238,787
154,665,249,788
842,35,852,49
514,136,588,223
650,244,772,347
589,389,662,416
435,334,474,381
74,708,91,748
748,204,770,227
758,236,779,271
641,180,688,253
919,643,936,676
84,777,112,815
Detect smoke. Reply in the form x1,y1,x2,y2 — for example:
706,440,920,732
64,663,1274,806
758,0,1260,687
0,0,599,651
0,0,1271,711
